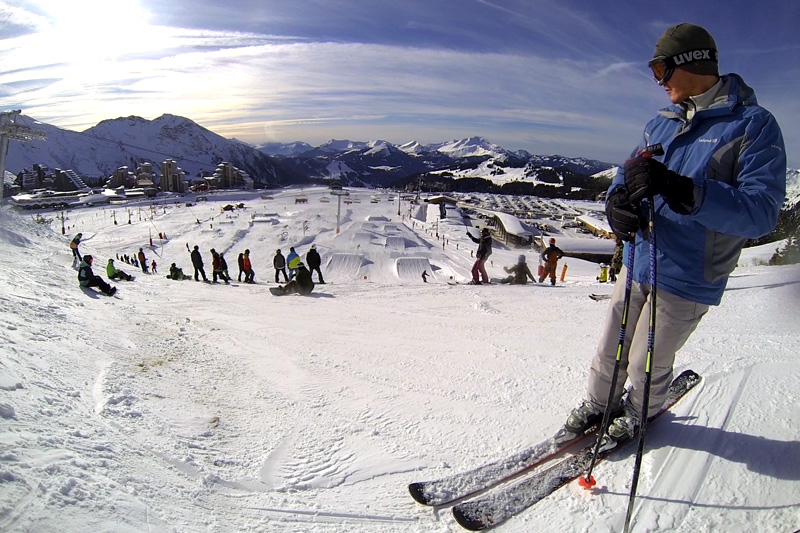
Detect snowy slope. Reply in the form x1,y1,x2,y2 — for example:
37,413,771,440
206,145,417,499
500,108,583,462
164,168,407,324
1,191,799,533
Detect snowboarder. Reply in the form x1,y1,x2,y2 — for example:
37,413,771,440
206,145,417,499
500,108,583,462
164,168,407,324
286,247,300,280
106,258,134,281
151,260,157,274
274,249,289,282
189,244,208,282
466,227,492,284
69,233,83,268
78,255,116,296
167,263,190,280
242,249,255,283
561,23,786,450
501,255,536,284
306,244,325,284
538,238,564,285
278,262,314,295
219,253,231,282
597,263,609,283
237,252,245,282
137,248,149,274
210,249,229,284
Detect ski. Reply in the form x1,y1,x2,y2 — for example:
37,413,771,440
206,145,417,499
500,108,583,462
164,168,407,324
408,424,601,507
451,370,701,531
589,293,611,301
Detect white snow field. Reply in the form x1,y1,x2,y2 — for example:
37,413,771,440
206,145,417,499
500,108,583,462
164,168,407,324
1,187,799,533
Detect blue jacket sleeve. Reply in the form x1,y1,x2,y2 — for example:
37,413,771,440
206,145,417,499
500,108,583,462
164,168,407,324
692,112,786,238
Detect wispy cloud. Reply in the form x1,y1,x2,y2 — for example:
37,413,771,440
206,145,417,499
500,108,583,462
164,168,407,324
1,0,798,166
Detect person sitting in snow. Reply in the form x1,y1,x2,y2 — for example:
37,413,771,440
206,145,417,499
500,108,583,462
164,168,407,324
278,262,315,295
597,263,609,283
167,263,190,280
106,258,134,281
501,255,536,284
79,255,116,296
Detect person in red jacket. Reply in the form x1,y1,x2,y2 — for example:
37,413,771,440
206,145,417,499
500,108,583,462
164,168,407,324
242,249,255,283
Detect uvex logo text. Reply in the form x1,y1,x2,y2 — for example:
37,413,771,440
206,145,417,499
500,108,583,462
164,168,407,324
673,49,717,66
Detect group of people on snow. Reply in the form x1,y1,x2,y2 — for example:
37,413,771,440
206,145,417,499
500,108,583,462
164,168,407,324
274,246,325,285
468,227,566,287
111,249,155,274
72,233,326,298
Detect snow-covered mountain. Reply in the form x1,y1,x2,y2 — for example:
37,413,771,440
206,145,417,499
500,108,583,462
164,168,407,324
261,135,614,191
257,141,313,157
430,136,510,159
8,114,798,203
6,114,615,192
5,115,300,187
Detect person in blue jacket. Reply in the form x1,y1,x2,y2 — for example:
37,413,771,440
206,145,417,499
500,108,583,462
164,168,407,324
560,23,786,448
286,247,300,280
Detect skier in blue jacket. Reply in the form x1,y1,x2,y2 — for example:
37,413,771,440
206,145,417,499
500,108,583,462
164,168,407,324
561,23,786,449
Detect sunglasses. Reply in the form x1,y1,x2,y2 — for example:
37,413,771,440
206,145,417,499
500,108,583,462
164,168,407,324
648,48,717,85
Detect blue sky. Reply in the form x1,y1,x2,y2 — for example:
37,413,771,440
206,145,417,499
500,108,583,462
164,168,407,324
1,0,798,167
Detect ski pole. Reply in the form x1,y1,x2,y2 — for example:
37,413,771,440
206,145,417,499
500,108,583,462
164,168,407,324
623,144,663,532
579,231,636,489
580,142,664,491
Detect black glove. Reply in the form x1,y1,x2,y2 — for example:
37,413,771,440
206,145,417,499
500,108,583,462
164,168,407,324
623,156,695,214
605,188,642,242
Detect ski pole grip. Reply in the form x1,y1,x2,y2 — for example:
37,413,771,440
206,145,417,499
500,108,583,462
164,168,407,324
638,143,664,159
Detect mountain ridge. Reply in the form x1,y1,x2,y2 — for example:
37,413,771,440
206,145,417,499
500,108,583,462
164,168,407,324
5,115,616,192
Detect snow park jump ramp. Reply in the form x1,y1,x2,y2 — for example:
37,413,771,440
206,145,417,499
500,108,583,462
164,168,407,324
385,235,406,251
395,257,433,280
326,253,365,282
351,231,374,247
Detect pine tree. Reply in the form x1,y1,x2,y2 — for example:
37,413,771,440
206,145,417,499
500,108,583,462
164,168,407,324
770,233,800,265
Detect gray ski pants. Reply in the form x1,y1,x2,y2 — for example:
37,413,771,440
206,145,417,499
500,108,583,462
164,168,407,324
586,267,710,418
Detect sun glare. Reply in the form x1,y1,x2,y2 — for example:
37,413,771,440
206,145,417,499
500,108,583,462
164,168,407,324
36,0,156,62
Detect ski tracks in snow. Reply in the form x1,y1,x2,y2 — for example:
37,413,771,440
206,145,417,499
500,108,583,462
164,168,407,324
625,363,800,532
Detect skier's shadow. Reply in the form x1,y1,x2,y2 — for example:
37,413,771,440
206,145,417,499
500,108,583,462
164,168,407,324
652,413,800,480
